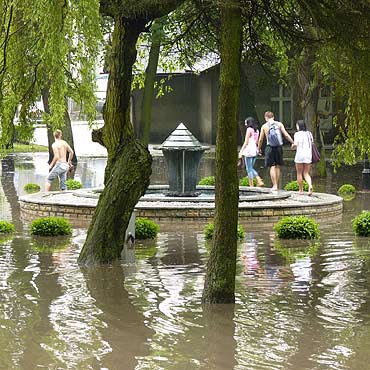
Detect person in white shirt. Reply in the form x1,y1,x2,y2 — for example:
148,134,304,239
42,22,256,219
293,120,313,195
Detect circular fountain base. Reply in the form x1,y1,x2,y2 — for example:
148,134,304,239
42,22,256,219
19,185,343,228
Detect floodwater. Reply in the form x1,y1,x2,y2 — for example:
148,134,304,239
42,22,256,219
0,153,370,370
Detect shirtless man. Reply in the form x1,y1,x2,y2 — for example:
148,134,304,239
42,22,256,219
258,111,295,190
45,130,74,191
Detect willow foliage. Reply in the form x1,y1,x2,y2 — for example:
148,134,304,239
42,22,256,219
0,0,102,145
320,44,370,168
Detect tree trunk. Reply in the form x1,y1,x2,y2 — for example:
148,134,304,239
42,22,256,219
41,88,77,166
202,0,242,304
1,115,15,149
140,20,163,146
78,15,152,265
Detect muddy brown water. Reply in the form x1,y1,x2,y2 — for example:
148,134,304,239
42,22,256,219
0,153,369,369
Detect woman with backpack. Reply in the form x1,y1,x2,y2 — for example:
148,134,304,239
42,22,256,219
238,117,264,187
292,120,313,195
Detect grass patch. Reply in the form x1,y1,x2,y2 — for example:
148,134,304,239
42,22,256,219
11,143,48,153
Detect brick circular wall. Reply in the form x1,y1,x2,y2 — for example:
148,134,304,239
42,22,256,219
19,190,343,228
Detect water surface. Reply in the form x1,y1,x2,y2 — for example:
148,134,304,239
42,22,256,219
0,154,369,369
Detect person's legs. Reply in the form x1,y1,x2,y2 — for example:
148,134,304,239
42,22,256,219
45,181,52,192
45,166,58,192
270,165,280,190
275,166,280,188
250,157,258,177
303,163,313,195
251,157,264,186
245,157,255,186
255,176,264,186
295,163,304,193
58,169,68,190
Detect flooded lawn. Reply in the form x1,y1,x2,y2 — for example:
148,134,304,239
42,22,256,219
0,154,369,369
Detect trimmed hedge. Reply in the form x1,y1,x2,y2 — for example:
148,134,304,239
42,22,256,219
0,221,15,233
66,179,83,190
30,217,72,236
352,211,370,237
284,180,309,192
135,218,159,239
24,183,41,193
274,216,320,239
204,222,245,240
198,176,215,186
338,184,356,195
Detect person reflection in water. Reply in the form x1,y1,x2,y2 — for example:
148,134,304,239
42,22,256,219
45,130,74,191
241,233,294,295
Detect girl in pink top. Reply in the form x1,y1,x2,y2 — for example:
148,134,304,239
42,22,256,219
239,117,264,187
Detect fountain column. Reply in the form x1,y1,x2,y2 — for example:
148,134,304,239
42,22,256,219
160,123,209,196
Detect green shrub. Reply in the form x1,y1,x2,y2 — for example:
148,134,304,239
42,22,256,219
198,176,215,186
66,179,83,190
135,218,159,239
352,211,370,237
284,180,309,191
338,184,356,195
24,183,41,193
274,216,320,239
0,221,15,233
204,222,245,240
30,217,72,236
239,177,257,187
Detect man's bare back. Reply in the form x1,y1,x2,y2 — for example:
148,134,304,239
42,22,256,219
52,140,72,163
45,130,74,191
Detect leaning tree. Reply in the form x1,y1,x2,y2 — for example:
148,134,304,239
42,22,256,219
78,0,183,264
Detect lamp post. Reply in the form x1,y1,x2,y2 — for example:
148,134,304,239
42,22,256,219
362,154,370,191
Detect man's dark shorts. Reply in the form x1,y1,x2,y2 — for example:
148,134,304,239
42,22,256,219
265,145,283,167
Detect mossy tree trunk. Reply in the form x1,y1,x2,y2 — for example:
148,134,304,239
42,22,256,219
78,1,182,265
202,0,242,304
77,14,153,265
140,20,163,146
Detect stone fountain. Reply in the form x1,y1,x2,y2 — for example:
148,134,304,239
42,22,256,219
160,123,208,196
18,124,343,228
